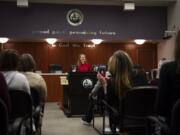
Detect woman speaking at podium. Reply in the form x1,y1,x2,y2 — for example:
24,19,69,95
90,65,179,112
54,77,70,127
76,53,92,72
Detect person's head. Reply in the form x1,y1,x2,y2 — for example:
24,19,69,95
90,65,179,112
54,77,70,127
174,30,180,73
0,49,19,71
77,53,87,66
132,64,148,86
18,53,36,72
108,50,133,97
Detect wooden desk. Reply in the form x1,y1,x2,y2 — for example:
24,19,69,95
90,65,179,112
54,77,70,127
41,73,68,102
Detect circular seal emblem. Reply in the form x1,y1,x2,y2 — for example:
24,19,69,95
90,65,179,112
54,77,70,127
67,9,84,26
82,78,93,89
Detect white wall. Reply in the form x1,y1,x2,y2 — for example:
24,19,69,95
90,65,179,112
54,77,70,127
157,0,180,63
168,0,180,30
158,37,175,62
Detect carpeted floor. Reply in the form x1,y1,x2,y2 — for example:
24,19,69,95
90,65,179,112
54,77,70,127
42,102,100,135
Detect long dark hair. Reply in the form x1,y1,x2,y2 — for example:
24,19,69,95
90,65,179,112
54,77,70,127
174,30,180,73
108,50,133,97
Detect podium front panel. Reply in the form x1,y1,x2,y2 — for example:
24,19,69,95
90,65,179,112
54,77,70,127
63,72,97,116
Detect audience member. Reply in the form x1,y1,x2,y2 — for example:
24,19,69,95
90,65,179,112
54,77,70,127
132,64,148,86
82,55,150,125
157,57,167,79
82,72,110,124
76,53,92,72
156,30,180,126
98,50,133,133
18,53,47,102
82,81,104,124
149,69,159,86
0,72,11,113
0,49,30,94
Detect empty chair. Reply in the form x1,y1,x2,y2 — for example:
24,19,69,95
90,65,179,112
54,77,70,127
8,89,33,135
121,86,158,134
0,98,8,135
48,64,62,73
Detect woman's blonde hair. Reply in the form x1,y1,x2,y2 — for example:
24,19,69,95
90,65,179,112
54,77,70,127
77,53,87,66
108,50,133,97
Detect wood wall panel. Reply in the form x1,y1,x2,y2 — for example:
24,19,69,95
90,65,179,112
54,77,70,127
42,75,61,102
2,42,157,102
137,43,157,70
125,43,138,63
4,42,157,72
137,49,156,71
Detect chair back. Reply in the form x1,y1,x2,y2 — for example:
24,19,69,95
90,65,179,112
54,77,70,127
31,87,41,108
171,98,180,135
123,86,158,117
120,85,158,134
0,98,8,135
8,89,32,120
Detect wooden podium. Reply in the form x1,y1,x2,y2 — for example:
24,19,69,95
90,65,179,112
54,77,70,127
63,72,97,117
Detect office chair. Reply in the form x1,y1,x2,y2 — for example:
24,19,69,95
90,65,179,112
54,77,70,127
121,86,158,135
99,86,158,135
0,98,8,135
147,98,180,135
48,64,62,73
31,87,45,135
8,89,33,135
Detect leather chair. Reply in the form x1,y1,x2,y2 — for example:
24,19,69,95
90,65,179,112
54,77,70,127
31,87,45,135
121,86,158,135
98,85,158,135
8,89,33,135
0,98,8,135
147,98,180,135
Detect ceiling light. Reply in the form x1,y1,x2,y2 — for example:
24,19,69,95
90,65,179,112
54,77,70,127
17,0,28,7
123,2,135,11
134,39,146,45
91,39,103,45
0,37,9,44
45,38,57,45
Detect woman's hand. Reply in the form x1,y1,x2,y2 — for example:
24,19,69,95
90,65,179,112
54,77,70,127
97,73,107,88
